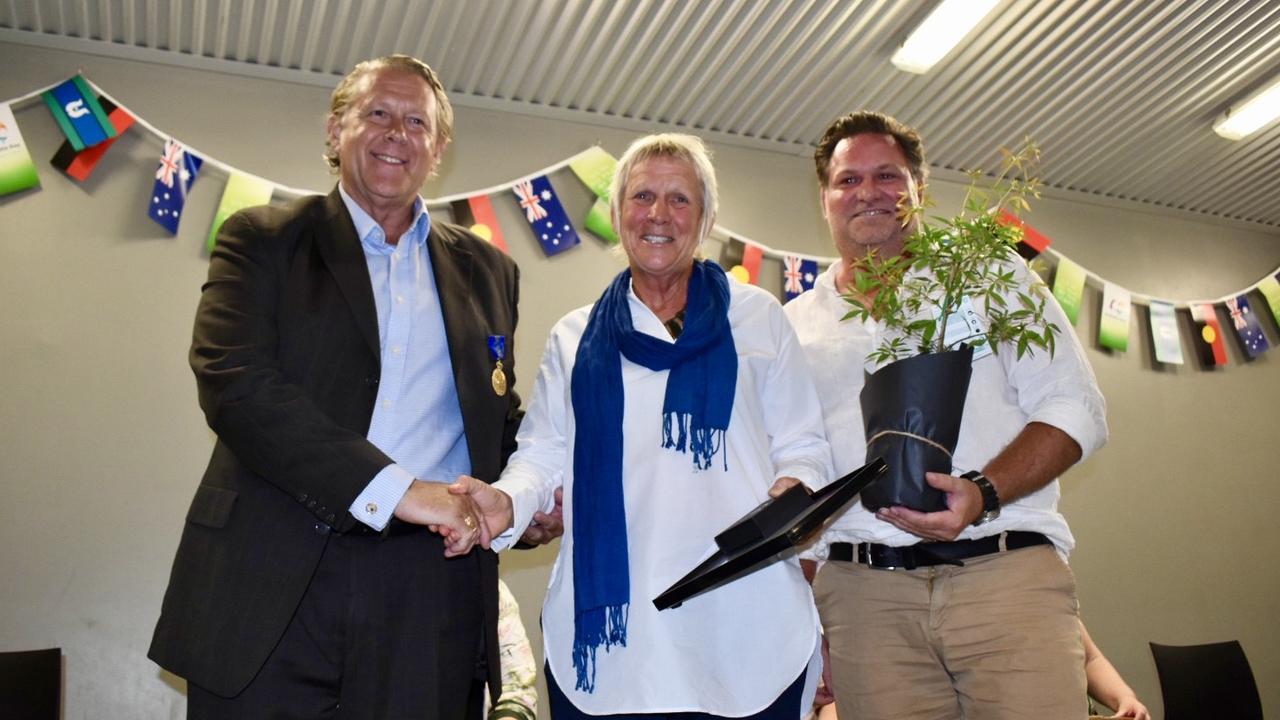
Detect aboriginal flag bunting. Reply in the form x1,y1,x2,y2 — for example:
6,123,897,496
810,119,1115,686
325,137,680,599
1190,304,1228,367
452,195,508,252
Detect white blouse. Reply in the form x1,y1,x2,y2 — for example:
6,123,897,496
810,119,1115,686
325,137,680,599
494,277,833,715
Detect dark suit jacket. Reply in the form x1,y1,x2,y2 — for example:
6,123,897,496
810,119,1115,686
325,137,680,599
149,188,521,699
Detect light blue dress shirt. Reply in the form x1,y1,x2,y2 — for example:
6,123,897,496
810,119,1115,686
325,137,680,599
339,184,472,530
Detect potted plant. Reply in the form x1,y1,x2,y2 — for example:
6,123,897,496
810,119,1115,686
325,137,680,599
843,141,1060,512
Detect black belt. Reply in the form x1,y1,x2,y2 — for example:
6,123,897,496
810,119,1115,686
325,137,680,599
829,531,1051,570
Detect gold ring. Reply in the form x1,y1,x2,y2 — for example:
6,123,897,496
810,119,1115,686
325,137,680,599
463,515,476,529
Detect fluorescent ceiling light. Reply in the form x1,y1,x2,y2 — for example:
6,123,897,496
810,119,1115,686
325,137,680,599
1214,76,1280,140
891,0,1001,74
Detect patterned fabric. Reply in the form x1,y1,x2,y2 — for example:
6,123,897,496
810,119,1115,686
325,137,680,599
488,580,537,720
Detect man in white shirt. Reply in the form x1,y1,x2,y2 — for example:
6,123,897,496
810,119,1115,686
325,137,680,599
784,111,1107,720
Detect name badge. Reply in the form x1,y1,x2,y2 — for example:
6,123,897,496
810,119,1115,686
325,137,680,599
937,296,993,360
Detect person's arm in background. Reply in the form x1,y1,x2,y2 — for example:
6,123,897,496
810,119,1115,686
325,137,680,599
1081,619,1150,720
487,580,538,720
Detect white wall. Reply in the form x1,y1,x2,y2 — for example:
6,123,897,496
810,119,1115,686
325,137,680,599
1,43,1277,719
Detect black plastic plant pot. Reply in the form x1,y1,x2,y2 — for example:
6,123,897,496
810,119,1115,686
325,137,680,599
859,346,974,512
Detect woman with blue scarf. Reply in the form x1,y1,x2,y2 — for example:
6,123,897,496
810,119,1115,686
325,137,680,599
464,134,833,719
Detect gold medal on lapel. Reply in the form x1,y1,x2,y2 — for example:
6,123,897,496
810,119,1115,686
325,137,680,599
488,335,508,396
491,361,507,396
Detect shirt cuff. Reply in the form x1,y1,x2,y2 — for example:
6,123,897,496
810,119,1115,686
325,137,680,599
489,473,555,552
1029,398,1108,460
775,459,831,493
349,464,415,531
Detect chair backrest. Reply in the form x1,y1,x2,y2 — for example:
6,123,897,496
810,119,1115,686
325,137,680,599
1149,640,1263,720
0,647,62,720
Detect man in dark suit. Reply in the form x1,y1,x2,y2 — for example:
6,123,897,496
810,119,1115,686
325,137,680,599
149,54,522,719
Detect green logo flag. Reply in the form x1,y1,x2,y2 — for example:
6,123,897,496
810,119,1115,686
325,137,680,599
1051,257,1087,325
569,146,619,244
1258,273,1280,327
1098,282,1130,351
207,172,274,253
0,103,40,196
583,197,616,244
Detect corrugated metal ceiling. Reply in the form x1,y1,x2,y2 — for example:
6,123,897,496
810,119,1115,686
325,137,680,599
4,0,1280,229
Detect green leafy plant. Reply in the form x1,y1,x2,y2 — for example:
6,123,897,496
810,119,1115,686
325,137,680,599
842,141,1060,365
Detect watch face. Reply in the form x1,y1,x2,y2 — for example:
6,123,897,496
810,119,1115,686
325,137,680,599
965,472,1000,526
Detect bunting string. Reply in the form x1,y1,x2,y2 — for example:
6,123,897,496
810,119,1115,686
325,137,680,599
3,75,1279,366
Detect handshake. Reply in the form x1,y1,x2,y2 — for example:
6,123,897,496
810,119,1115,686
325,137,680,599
391,476,564,557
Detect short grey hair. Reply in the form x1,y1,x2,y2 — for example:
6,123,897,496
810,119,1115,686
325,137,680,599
610,133,719,244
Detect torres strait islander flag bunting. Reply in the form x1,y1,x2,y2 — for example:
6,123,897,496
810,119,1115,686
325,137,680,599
512,175,580,257
41,76,116,152
50,97,135,182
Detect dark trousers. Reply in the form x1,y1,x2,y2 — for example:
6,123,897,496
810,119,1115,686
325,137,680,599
187,530,487,720
545,662,807,720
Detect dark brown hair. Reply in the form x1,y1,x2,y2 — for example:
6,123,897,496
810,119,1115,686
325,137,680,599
813,111,927,187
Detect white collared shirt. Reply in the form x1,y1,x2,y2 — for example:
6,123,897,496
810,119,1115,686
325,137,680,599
783,258,1107,557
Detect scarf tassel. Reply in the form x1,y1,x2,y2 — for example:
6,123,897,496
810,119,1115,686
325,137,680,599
662,412,728,471
573,603,630,692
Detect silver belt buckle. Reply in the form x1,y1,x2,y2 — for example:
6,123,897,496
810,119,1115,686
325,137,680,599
860,543,900,571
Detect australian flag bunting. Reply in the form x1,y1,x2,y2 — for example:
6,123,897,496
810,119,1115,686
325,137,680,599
513,175,580,256
1225,294,1270,359
782,254,818,302
148,139,203,234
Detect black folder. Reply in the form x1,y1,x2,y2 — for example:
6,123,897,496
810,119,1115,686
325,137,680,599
653,458,886,610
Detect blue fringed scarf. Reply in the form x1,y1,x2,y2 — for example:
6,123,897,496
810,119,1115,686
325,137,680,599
568,259,737,692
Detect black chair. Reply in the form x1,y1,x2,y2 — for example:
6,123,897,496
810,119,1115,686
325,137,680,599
0,647,61,720
1149,640,1263,720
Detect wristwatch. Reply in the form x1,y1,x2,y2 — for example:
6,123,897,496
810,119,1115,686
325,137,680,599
962,470,1001,526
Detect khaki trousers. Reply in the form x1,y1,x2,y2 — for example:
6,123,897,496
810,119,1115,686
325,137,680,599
814,544,1086,720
